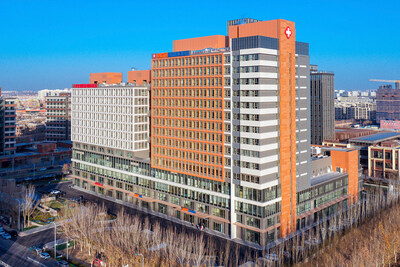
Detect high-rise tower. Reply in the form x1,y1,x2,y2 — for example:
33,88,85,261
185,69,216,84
310,65,335,145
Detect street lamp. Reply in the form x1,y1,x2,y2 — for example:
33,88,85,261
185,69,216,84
52,222,57,259
66,238,69,261
135,253,144,267
16,199,21,232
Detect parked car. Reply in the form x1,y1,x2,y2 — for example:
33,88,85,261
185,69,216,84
50,189,61,195
39,168,47,171
56,260,69,267
9,230,18,237
1,233,11,240
0,229,5,235
39,252,50,260
264,253,279,262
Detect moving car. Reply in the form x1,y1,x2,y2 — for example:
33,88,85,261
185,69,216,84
39,252,50,260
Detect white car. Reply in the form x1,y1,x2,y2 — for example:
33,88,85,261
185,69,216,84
1,233,11,240
39,252,50,259
50,190,61,195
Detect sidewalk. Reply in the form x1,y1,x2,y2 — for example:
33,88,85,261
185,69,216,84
19,221,63,237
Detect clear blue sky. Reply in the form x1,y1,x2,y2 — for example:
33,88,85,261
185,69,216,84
0,0,399,91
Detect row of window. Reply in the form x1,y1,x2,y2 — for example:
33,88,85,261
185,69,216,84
297,177,348,204
233,148,260,158
234,125,260,133
233,173,261,184
73,88,148,97
233,114,260,121
152,88,223,98
72,96,147,105
152,128,222,142
232,78,260,85
153,78,223,87
152,120,222,132
72,105,148,114
152,67,223,78
152,109,223,120
234,160,260,170
152,157,223,179
153,99,223,109
73,120,146,132
152,147,223,165
233,66,260,73
152,138,223,154
233,102,260,109
235,201,281,218
235,185,280,202
233,54,259,61
152,55,226,68
74,165,230,209
315,188,348,207
73,149,230,193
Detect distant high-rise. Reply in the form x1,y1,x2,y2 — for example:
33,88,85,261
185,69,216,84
376,85,400,124
310,65,335,145
0,95,17,156
45,91,71,141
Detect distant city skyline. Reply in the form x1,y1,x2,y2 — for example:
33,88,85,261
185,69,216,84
1,0,399,91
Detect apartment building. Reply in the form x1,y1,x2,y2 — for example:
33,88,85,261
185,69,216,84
70,18,361,248
38,88,70,101
376,85,400,124
1,98,17,156
45,91,71,141
381,120,400,131
368,140,400,180
349,132,400,174
335,100,376,122
310,65,335,145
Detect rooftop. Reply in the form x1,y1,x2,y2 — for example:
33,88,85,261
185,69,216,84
349,132,400,143
0,146,71,160
311,172,347,186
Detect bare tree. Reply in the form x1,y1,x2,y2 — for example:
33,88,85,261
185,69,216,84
21,184,40,227
191,233,206,267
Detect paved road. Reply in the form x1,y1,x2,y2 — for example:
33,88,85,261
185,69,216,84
0,236,57,266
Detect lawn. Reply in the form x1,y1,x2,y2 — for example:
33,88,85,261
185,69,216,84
49,200,63,210
56,240,74,250
23,225,39,231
